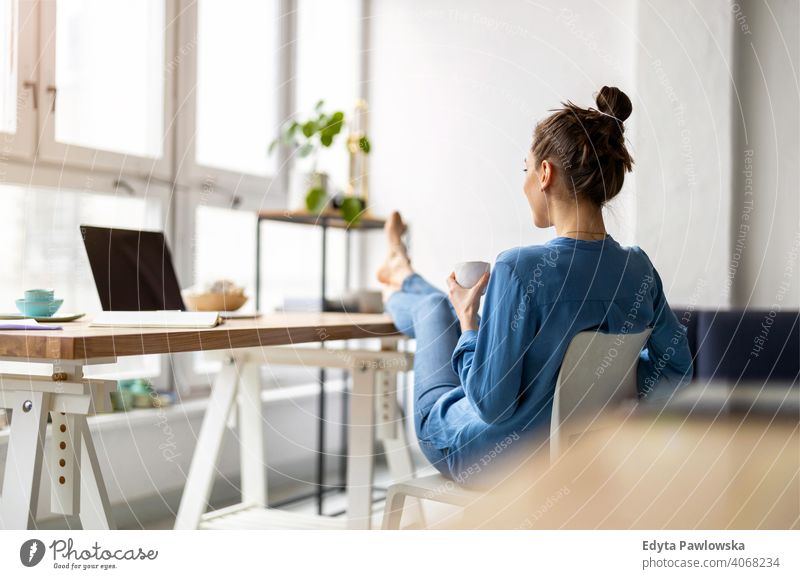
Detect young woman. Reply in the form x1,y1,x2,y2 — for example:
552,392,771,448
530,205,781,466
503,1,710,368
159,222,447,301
377,86,693,485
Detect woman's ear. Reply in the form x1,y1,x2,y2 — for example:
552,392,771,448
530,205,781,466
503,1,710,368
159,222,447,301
539,159,553,192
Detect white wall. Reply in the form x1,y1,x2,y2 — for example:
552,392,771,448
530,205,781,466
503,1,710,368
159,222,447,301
364,0,798,311
363,0,635,291
731,0,800,309
634,0,735,308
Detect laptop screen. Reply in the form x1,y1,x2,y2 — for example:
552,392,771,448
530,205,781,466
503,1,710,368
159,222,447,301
80,225,186,311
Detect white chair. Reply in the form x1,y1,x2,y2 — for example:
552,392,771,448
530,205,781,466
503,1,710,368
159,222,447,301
381,329,652,529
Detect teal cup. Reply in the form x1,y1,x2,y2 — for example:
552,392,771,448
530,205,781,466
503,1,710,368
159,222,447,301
17,289,62,317
16,298,63,317
24,289,55,302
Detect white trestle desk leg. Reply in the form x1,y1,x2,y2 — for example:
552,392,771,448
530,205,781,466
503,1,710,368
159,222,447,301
50,411,81,517
77,415,116,529
238,360,266,507
0,391,50,530
346,362,376,529
174,358,240,529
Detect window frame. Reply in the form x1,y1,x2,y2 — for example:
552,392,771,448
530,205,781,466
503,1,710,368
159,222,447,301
35,0,177,180
1,0,39,160
172,0,293,206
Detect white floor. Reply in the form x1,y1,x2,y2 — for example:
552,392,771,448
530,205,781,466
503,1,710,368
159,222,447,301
137,464,462,530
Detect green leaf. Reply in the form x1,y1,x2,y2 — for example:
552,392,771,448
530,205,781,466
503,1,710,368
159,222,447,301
302,121,317,138
314,99,325,111
286,121,300,137
358,136,371,154
330,113,345,132
329,123,344,137
340,196,364,226
298,142,314,157
324,111,344,129
305,187,328,213
318,124,343,149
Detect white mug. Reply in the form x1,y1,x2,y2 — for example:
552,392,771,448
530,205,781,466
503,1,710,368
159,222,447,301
454,261,491,294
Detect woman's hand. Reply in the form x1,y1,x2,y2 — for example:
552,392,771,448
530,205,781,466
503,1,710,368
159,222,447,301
447,271,490,332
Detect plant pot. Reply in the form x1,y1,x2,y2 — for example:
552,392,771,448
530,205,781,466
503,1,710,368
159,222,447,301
110,391,135,412
289,170,329,211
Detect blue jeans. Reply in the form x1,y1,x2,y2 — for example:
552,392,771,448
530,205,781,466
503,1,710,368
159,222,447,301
384,273,462,478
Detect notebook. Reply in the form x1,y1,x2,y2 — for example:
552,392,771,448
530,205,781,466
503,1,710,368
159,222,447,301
89,311,221,329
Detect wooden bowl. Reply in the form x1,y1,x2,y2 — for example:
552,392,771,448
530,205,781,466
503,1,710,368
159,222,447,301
184,292,248,312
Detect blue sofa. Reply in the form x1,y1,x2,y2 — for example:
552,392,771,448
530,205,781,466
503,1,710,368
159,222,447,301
673,308,799,383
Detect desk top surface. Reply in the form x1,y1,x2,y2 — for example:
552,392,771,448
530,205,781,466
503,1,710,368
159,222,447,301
0,312,399,361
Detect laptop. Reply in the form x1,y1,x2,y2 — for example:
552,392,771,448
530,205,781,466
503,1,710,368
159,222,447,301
80,225,186,311
79,226,222,328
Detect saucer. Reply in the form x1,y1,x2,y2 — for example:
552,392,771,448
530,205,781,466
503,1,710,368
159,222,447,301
0,312,84,323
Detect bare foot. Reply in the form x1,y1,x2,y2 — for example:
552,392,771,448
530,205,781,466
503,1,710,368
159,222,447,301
385,211,408,256
376,251,413,286
376,210,413,286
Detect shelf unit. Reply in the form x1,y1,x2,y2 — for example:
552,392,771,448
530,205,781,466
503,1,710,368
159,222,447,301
254,209,388,516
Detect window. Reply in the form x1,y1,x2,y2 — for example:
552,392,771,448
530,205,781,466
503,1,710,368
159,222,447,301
2,0,369,391
259,221,323,312
0,184,163,311
37,0,174,176
0,0,37,159
295,0,361,115
0,182,167,383
193,205,257,298
185,204,256,376
294,0,362,191
0,0,18,133
53,0,165,157
194,0,280,177
177,0,365,202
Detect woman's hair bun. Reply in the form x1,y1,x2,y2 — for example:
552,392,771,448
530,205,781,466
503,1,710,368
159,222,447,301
595,86,632,123
531,85,634,207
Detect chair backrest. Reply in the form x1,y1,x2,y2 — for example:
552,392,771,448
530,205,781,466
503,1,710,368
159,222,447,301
550,329,652,460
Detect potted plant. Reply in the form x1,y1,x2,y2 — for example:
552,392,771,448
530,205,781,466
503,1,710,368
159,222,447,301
270,100,371,225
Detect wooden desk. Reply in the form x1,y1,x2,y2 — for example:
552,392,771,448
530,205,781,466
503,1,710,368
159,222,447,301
459,412,800,529
0,313,416,530
0,312,399,360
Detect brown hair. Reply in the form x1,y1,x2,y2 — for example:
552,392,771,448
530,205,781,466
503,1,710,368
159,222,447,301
531,86,633,207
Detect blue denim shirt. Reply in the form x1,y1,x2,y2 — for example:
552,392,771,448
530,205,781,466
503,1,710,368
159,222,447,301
422,235,693,482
